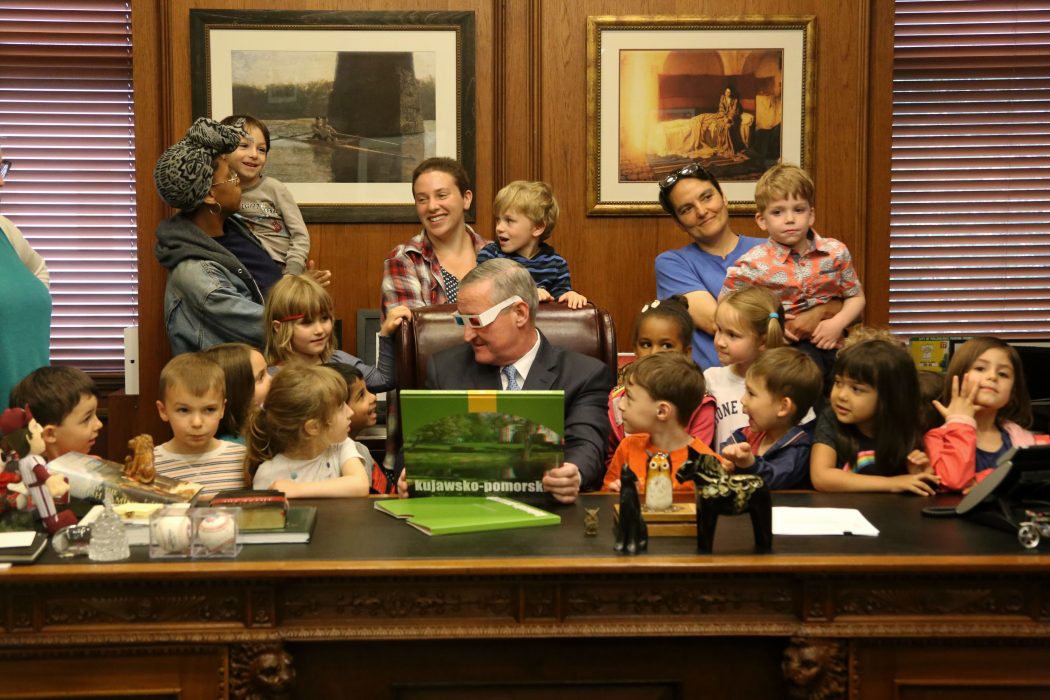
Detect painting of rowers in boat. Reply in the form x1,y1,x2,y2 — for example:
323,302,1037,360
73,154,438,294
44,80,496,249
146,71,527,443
230,50,437,185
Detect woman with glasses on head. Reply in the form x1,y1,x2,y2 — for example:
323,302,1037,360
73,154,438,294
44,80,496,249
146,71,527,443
654,162,765,371
0,150,53,407
154,118,303,355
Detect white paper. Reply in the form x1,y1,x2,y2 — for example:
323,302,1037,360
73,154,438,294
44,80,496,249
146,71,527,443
772,507,879,537
0,531,37,549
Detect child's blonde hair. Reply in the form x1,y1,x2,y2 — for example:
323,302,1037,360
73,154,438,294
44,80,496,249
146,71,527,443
158,353,225,402
243,365,348,480
718,286,786,351
841,325,902,351
754,163,815,212
492,180,560,242
264,274,337,365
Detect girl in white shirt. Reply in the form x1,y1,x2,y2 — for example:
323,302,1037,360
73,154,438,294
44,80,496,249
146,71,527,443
245,364,369,498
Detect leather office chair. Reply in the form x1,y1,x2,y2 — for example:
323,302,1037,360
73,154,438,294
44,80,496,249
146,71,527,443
374,303,618,492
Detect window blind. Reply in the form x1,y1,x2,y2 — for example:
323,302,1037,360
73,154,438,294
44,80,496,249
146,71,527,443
0,0,136,372
889,0,1050,337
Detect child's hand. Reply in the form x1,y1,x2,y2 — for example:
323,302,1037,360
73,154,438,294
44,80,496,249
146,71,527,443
537,287,553,302
607,479,621,493
271,478,295,493
397,469,409,498
888,472,940,496
906,449,932,474
380,305,412,336
306,259,332,287
558,291,588,309
720,442,755,470
810,319,845,350
933,374,979,420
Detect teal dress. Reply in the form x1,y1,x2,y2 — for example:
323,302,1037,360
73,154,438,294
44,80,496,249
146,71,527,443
0,227,51,406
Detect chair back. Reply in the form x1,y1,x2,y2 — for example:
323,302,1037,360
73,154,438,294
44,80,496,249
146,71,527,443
376,303,618,492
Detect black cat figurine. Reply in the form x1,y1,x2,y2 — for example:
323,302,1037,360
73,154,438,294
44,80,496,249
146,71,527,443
614,467,648,555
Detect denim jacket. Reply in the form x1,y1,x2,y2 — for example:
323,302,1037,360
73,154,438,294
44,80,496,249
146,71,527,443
155,214,266,354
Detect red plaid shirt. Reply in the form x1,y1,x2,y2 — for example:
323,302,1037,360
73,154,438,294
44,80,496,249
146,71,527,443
381,226,487,315
719,230,862,314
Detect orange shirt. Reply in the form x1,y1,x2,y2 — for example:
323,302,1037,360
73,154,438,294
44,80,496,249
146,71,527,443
603,433,719,493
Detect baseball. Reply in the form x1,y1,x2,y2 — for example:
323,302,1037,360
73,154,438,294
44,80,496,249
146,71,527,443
195,512,237,554
151,514,192,554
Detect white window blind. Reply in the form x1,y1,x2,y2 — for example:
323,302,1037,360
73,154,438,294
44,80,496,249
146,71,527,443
0,0,136,372
890,0,1050,337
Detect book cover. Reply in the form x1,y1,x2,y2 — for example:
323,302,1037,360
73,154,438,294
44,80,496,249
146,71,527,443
400,390,564,497
47,452,202,505
237,506,316,544
374,496,560,536
0,532,48,564
210,489,289,530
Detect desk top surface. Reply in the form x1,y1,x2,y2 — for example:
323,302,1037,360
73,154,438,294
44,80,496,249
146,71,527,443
9,492,1050,579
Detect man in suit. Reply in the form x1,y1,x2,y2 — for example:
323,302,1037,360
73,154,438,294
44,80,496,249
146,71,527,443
425,258,615,502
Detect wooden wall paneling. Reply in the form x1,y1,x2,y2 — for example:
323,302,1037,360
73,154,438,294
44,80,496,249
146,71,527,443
131,0,894,424
538,0,876,350
863,0,897,328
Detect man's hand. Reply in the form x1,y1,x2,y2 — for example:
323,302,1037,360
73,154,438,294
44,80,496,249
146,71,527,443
543,463,581,503
306,259,332,287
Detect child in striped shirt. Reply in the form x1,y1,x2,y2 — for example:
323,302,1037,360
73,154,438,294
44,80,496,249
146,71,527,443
153,353,246,497
476,180,588,309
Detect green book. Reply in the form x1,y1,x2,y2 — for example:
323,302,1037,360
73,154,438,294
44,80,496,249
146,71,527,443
375,496,560,536
400,389,565,497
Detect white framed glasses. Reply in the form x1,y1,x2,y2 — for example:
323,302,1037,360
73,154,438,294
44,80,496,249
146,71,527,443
452,295,523,328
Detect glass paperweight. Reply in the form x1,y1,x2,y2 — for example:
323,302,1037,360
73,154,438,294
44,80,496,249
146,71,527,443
191,507,241,559
88,495,131,562
149,504,193,559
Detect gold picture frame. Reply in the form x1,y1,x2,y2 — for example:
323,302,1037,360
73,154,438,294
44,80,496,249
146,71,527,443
587,15,816,216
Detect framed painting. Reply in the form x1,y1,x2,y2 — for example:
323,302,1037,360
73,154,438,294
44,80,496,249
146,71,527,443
190,9,475,223
587,15,816,215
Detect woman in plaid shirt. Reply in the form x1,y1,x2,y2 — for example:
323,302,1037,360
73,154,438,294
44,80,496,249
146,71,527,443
381,158,486,316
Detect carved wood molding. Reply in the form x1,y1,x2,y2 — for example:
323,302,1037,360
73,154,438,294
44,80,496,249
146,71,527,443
230,642,295,700
784,637,848,700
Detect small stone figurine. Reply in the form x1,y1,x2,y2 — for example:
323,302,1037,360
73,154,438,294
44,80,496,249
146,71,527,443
583,507,599,536
675,446,772,553
124,434,157,484
614,467,647,555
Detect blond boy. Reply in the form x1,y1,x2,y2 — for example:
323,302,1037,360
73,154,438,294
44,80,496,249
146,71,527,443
476,180,587,309
719,347,822,489
154,353,245,496
602,352,720,493
720,163,865,349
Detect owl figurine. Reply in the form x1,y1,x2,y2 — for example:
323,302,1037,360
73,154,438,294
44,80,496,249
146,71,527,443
644,450,674,512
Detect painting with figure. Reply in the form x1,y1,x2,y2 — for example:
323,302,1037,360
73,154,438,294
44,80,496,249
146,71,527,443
231,50,437,185
618,48,783,184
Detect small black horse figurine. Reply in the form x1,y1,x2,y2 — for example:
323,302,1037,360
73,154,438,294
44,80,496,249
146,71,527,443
614,467,648,555
675,447,772,553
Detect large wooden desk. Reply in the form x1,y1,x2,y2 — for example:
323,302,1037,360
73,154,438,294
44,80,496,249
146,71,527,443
2,492,1049,699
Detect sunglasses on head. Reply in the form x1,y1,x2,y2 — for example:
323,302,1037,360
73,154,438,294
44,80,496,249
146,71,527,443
452,295,523,328
658,162,713,192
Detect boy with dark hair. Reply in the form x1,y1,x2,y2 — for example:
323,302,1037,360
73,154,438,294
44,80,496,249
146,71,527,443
719,346,823,489
154,353,245,496
602,352,721,494
9,366,102,460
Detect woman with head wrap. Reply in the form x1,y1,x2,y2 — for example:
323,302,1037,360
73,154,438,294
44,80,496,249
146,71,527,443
154,118,287,355
0,145,52,407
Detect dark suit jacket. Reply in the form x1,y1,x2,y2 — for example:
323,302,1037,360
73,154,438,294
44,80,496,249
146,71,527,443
425,332,615,491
